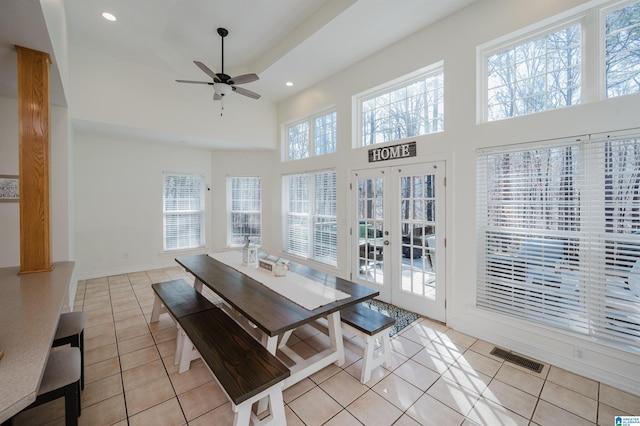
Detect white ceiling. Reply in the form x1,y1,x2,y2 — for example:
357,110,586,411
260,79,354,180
2,0,477,105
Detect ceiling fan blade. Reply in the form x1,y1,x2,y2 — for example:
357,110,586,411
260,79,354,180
176,79,213,85
193,61,218,81
228,73,259,85
213,92,222,101
232,86,261,99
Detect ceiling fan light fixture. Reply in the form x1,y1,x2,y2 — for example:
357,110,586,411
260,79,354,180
214,83,232,97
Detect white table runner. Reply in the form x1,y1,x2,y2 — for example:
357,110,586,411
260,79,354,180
210,251,350,310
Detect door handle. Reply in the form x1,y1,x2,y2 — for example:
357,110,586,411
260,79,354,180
383,240,390,245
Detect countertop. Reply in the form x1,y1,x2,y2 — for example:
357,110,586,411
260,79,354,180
0,261,75,422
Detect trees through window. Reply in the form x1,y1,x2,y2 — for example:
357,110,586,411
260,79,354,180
358,64,444,146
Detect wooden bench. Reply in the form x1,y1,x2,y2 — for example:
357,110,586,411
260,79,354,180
150,279,290,425
179,308,290,426
340,304,395,383
150,279,218,368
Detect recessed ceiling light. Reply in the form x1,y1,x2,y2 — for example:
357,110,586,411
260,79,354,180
286,81,294,87
102,12,117,22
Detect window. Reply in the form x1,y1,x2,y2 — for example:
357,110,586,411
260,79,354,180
605,1,640,98
283,170,337,266
485,22,582,121
163,173,205,251
477,130,640,347
285,110,336,161
480,0,640,122
227,177,261,246
357,63,444,147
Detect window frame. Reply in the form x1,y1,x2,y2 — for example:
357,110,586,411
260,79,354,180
226,176,262,247
282,169,338,267
162,172,205,252
478,0,640,124
600,0,640,99
477,13,587,123
283,108,337,162
353,61,444,148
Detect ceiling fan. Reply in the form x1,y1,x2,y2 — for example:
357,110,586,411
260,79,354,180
176,27,261,101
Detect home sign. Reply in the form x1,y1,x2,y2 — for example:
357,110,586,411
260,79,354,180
368,141,416,163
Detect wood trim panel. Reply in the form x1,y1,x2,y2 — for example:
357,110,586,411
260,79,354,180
17,46,53,274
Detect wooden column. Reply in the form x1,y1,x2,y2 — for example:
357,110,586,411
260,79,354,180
17,46,53,274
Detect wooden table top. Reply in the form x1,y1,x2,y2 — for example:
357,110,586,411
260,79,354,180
175,254,378,337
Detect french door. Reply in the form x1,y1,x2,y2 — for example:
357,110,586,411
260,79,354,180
352,161,446,321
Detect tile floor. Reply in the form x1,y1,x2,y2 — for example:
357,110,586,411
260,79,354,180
11,266,639,426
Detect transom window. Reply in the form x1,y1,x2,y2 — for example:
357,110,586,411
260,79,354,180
605,1,640,98
477,130,640,348
283,170,337,266
479,0,640,122
356,63,444,146
163,172,205,251
485,21,582,121
285,110,336,161
227,177,261,247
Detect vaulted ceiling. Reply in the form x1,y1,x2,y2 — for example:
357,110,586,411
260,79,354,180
1,0,477,148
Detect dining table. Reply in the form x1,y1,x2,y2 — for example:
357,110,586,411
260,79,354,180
175,252,379,389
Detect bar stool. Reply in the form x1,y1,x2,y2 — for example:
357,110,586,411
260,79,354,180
52,311,85,390
2,347,81,426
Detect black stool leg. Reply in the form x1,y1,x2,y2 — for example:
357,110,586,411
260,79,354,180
79,330,84,390
63,381,79,426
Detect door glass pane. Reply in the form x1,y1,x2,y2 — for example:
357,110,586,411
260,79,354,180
400,173,436,299
358,177,384,284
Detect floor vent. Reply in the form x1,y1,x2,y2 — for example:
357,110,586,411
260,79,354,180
490,347,544,373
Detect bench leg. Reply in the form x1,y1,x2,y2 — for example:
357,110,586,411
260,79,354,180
234,386,286,426
150,295,164,323
266,388,286,425
360,331,392,384
178,335,194,374
174,326,185,366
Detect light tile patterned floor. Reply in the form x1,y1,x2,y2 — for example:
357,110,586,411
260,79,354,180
11,266,639,426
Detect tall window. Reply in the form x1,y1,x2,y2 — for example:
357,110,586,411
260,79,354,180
163,173,205,251
477,131,640,347
357,63,444,147
485,22,582,121
605,1,640,98
227,177,261,246
283,170,337,266
285,110,336,161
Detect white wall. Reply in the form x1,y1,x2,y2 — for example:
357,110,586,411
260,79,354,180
271,0,640,395
0,96,20,268
73,129,214,279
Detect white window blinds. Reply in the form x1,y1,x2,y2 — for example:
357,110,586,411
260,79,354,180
163,173,205,251
283,170,337,266
228,177,261,246
477,132,640,346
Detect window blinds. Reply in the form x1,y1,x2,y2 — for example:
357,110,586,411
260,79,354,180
163,173,204,251
477,132,640,346
228,177,261,246
283,170,337,266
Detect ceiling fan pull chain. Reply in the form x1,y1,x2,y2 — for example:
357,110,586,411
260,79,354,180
220,98,224,116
